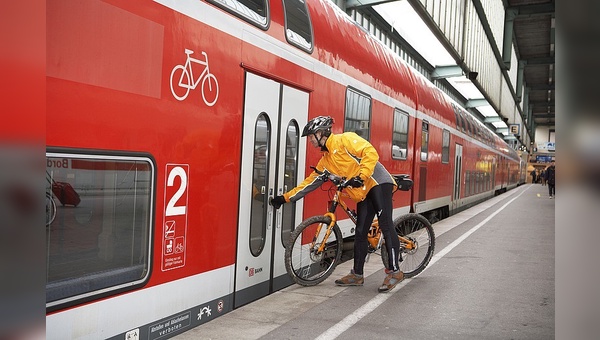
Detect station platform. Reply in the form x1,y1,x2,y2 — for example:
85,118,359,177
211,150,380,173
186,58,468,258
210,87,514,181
174,184,555,339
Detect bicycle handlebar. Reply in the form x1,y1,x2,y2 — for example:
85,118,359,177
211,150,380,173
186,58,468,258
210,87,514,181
310,166,413,192
311,166,352,189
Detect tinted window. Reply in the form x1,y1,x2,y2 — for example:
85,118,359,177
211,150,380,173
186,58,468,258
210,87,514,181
392,109,409,160
344,88,372,140
281,120,299,244
283,0,313,52
250,114,270,256
420,121,429,161
46,153,153,308
208,0,269,28
442,129,450,163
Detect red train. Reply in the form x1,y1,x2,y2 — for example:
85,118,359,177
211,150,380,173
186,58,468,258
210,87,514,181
46,0,525,338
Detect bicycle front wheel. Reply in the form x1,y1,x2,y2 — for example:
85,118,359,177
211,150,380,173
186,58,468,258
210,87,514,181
284,215,343,286
381,213,435,278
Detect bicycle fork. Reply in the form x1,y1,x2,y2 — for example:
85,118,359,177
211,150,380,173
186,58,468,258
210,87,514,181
312,212,337,254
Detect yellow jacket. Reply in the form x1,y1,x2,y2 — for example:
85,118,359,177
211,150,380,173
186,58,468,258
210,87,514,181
284,132,396,203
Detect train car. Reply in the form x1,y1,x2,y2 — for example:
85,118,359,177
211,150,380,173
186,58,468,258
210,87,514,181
45,0,521,338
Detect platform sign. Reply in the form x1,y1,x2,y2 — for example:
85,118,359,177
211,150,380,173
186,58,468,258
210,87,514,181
509,124,520,135
162,164,189,271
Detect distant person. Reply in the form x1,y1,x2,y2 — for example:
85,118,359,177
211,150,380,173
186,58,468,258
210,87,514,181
530,169,537,184
545,161,555,198
270,116,404,292
540,169,546,186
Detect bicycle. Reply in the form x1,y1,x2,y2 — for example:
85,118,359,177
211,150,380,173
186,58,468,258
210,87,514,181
284,167,435,286
170,49,219,106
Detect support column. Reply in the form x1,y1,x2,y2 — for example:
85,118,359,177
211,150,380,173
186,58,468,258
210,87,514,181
516,60,525,102
502,8,518,69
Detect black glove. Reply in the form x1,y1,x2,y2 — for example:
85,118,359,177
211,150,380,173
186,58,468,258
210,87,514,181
270,195,286,209
347,176,364,188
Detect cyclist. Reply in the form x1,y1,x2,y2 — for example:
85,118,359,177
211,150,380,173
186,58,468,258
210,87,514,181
271,115,404,292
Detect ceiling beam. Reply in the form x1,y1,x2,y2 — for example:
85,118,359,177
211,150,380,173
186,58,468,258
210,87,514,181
525,57,554,65
345,0,395,9
465,98,488,108
431,65,463,79
532,114,555,119
484,117,503,123
528,84,555,90
530,100,555,106
506,3,555,17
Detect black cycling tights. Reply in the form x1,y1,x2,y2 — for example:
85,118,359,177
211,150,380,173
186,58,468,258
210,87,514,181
353,183,400,275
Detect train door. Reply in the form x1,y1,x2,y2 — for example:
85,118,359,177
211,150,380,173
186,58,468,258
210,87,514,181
235,72,308,308
452,143,463,211
418,121,429,203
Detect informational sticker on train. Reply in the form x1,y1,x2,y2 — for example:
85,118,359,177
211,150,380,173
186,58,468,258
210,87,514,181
148,311,191,340
162,164,189,271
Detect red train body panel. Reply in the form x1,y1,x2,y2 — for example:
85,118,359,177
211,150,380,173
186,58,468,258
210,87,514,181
46,0,524,338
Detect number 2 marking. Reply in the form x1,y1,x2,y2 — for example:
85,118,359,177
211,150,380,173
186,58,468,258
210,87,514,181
166,166,187,216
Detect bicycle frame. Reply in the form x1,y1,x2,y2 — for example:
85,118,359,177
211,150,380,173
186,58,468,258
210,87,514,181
183,50,209,89
313,170,416,254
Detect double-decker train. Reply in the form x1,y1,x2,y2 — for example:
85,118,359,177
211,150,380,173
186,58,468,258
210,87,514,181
46,0,525,338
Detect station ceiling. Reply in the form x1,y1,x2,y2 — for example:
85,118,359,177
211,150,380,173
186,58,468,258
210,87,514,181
506,0,555,127
341,0,555,132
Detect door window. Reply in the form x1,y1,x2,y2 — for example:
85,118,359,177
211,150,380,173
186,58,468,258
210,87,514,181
420,121,429,161
250,114,271,256
281,120,299,244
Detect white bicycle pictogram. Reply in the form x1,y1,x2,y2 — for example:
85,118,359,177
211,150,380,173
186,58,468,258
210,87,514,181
170,49,219,106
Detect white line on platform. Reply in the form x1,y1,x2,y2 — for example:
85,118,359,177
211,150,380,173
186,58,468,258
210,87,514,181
315,185,531,340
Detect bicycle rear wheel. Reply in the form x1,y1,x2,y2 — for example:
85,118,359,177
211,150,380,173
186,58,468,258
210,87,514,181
284,215,343,286
381,213,435,278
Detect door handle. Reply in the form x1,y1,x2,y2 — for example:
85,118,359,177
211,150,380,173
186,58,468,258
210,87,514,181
267,187,274,230
275,187,283,229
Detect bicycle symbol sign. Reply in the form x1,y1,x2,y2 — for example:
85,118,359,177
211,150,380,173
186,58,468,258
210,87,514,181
170,49,220,106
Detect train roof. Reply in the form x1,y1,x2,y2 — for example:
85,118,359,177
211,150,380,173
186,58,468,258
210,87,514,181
308,0,455,127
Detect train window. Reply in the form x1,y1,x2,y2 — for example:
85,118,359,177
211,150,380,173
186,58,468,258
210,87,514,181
208,0,269,29
250,114,270,256
344,87,372,140
453,108,461,132
465,117,473,136
465,171,470,196
282,0,313,52
392,109,409,160
442,129,450,163
46,153,153,309
420,121,429,161
480,172,485,193
281,120,299,245
458,110,466,133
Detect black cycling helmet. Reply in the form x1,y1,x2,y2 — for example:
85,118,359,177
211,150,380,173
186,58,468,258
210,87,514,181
301,116,334,137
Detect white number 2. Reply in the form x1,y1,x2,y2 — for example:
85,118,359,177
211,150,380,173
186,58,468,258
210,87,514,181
166,166,187,216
